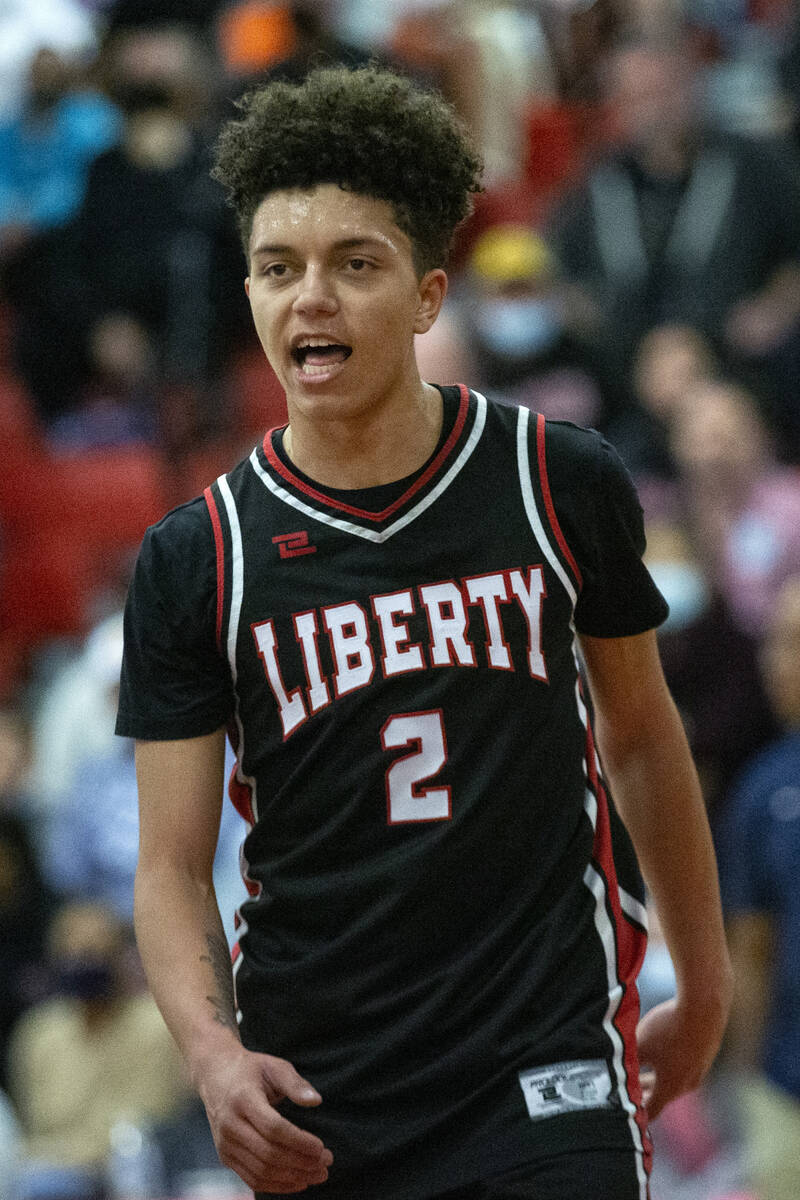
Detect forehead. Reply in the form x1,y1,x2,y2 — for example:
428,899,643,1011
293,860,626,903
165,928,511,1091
249,184,409,257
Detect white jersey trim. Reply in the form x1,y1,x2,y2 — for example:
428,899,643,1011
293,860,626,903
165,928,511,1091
515,406,578,609
583,861,649,1199
247,392,488,543
575,672,652,1195
216,472,260,1019
619,888,649,931
573,587,647,1194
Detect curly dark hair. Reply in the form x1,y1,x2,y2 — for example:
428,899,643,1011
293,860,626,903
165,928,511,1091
211,64,484,273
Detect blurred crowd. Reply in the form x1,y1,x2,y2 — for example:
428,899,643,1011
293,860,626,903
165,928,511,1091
1,1,800,1199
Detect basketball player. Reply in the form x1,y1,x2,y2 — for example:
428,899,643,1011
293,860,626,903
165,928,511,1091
117,66,732,1200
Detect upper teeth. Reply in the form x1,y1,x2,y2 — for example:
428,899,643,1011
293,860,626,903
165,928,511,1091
299,338,337,348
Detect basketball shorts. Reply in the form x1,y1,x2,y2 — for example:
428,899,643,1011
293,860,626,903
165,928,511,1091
257,1146,649,1200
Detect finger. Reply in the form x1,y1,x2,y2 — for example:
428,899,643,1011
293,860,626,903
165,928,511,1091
221,1111,316,1172
222,1152,263,1193
233,1089,332,1166
243,1122,333,1173
227,1156,311,1195
255,1108,333,1164
219,1139,270,1182
226,1150,328,1195
263,1057,323,1107
236,1158,328,1195
216,1106,330,1178
269,1166,329,1190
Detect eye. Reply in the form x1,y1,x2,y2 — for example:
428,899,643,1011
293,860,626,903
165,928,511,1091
347,257,370,272
261,262,289,278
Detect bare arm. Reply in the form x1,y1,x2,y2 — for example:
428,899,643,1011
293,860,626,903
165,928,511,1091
578,629,733,1118
134,732,332,1192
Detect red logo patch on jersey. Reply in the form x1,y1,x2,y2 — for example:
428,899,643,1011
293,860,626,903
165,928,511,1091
272,531,316,559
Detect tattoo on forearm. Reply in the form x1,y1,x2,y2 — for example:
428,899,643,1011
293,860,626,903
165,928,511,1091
199,931,238,1032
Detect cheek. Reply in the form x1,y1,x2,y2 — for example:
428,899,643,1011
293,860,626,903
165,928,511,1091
364,289,420,345
249,300,279,350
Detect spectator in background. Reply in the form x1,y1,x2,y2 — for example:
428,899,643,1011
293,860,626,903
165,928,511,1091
607,322,719,487
34,610,246,938
5,22,249,437
668,378,800,637
547,34,800,447
103,0,223,35
46,311,160,450
42,723,247,942
8,900,189,1193
28,612,125,815
643,519,777,816
44,735,141,925
0,811,54,1093
0,0,97,125
718,573,800,1200
637,902,751,1200
0,707,54,1092
454,223,615,427
0,47,120,245
78,23,246,392
220,1,377,90
0,46,121,427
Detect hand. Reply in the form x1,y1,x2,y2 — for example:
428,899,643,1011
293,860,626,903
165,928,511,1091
636,992,729,1120
197,1043,333,1193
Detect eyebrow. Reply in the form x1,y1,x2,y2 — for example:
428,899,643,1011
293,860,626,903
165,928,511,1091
250,236,393,258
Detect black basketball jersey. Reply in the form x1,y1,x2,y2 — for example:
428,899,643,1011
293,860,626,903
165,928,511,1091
118,386,666,1199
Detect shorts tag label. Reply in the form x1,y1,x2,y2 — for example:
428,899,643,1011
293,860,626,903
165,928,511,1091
518,1059,614,1121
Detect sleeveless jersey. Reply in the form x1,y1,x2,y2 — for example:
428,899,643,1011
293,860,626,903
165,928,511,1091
193,387,654,1197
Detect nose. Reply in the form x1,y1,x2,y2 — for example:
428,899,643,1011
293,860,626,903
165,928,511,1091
292,265,338,317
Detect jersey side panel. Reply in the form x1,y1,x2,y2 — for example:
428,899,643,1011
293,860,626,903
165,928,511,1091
523,407,651,1182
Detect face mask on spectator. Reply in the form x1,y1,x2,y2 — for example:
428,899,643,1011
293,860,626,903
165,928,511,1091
476,297,563,359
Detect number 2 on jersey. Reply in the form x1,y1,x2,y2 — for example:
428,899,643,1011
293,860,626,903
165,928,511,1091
380,709,452,824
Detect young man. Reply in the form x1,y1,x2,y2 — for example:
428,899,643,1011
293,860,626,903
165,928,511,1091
117,66,732,1200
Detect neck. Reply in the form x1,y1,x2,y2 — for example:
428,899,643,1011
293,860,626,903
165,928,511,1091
283,380,443,489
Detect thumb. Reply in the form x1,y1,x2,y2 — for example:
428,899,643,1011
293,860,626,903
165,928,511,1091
260,1054,323,1107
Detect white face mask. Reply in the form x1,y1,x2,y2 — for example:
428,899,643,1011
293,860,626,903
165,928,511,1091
648,561,710,631
475,297,563,359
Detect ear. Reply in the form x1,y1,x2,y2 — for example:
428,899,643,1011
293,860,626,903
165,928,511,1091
414,269,448,335
244,277,251,298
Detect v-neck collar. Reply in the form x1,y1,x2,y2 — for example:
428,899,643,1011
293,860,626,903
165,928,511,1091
249,385,486,544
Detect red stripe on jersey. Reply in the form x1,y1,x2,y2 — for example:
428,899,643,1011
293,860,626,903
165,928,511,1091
585,717,653,1174
204,486,225,650
228,761,255,827
261,384,471,522
535,412,583,589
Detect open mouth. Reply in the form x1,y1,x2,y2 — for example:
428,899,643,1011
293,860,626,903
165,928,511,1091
292,339,353,375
